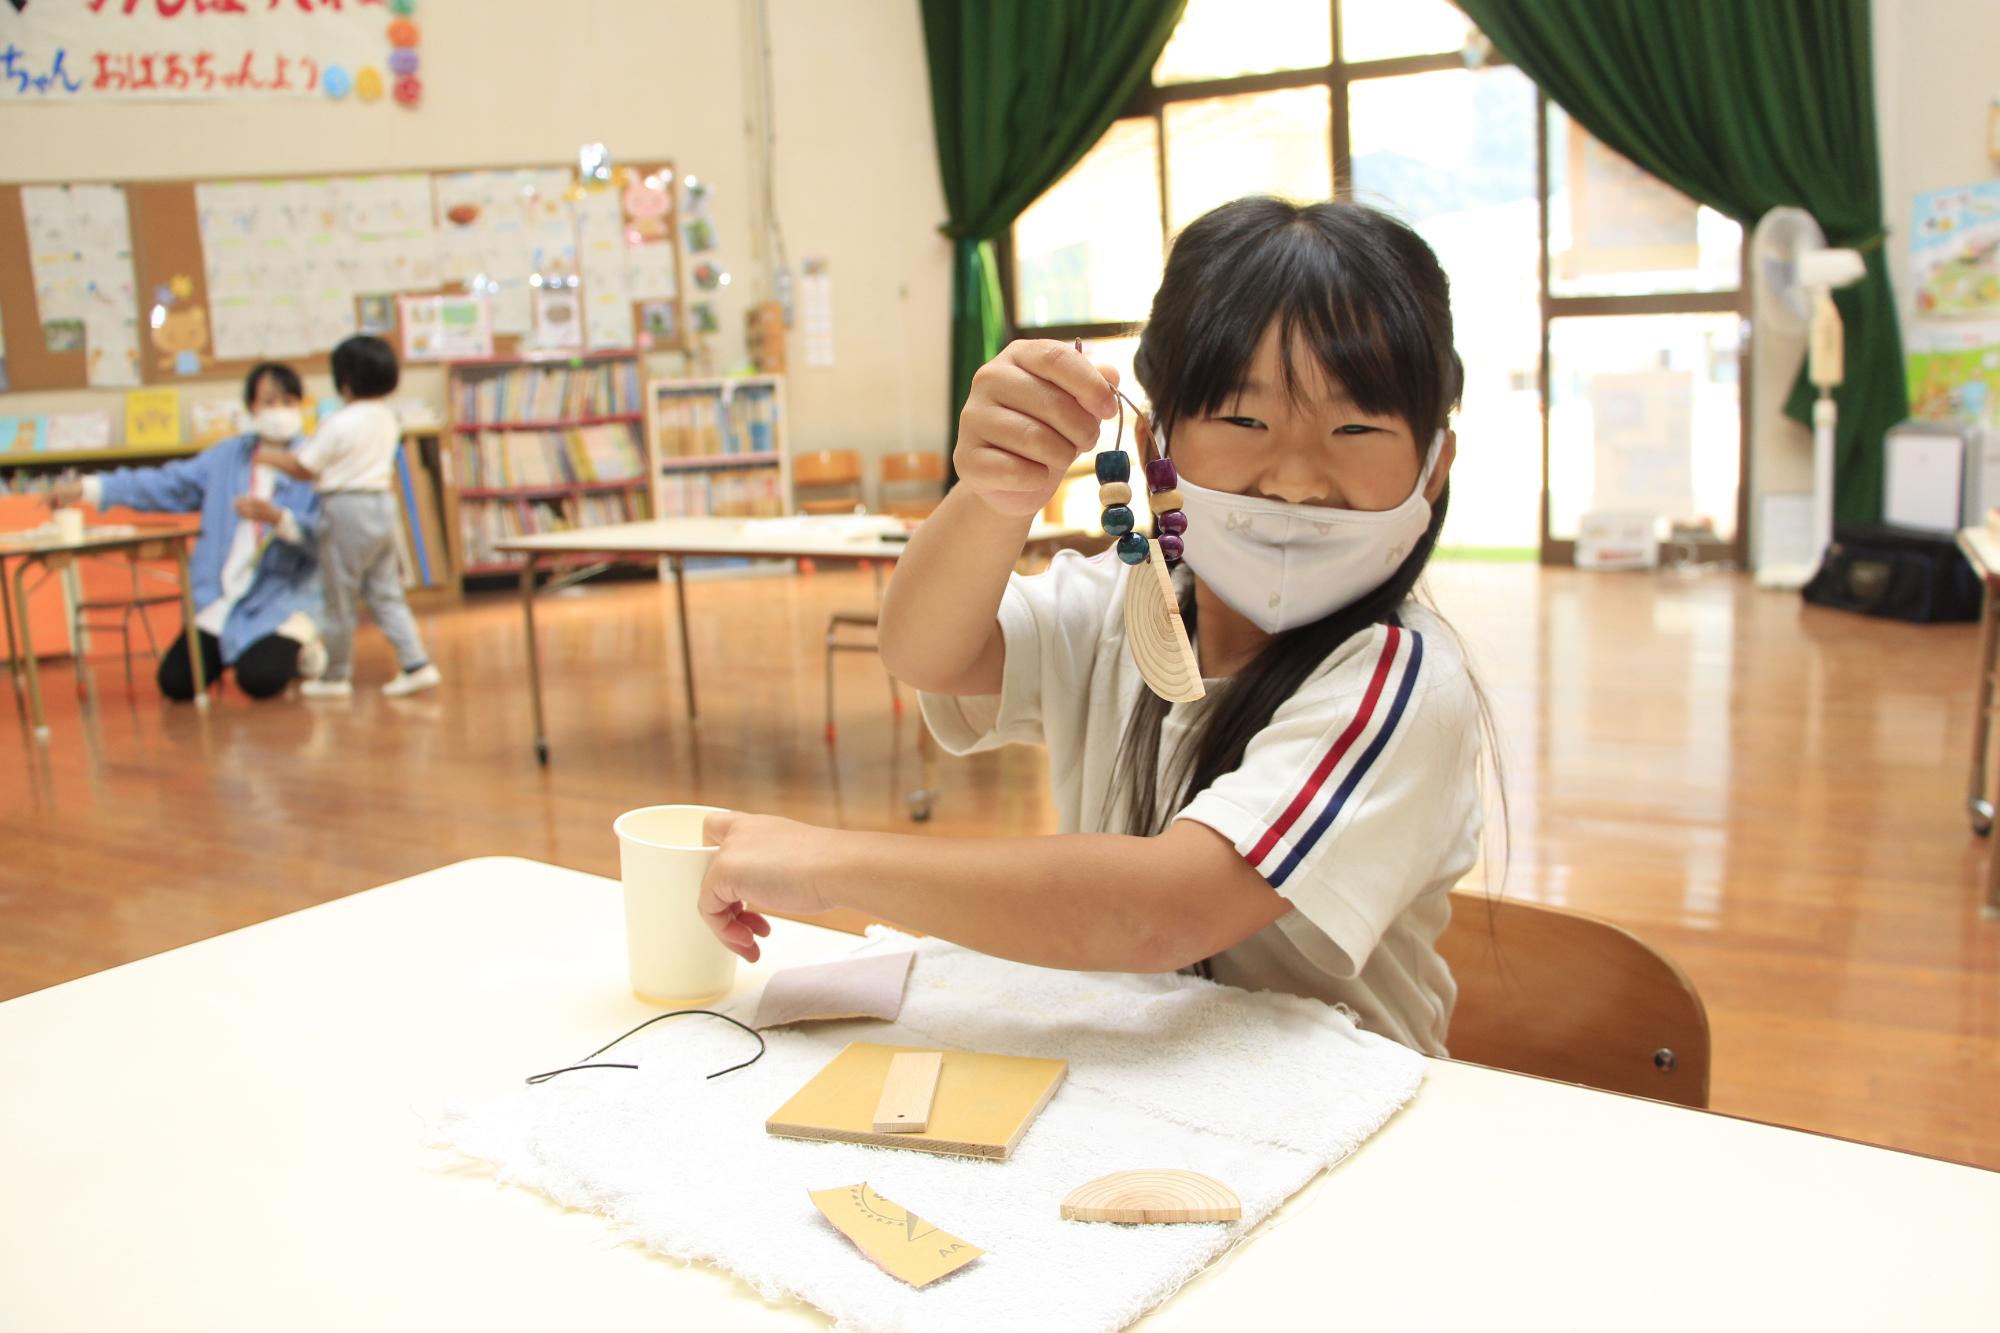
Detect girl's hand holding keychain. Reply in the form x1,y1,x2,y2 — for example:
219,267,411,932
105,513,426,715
952,339,1120,518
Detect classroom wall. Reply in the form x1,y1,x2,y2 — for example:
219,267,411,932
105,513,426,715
1748,0,2000,542
0,0,952,502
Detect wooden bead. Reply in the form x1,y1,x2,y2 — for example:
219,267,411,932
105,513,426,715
1145,458,1178,491
1098,481,1133,505
1157,509,1187,535
1101,505,1136,536
1116,532,1150,564
1159,532,1184,562
1148,487,1182,514
1094,452,1131,484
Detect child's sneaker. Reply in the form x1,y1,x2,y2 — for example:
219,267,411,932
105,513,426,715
382,663,442,697
301,677,353,700
295,635,328,683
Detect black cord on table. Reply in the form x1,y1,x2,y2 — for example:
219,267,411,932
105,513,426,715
525,1009,766,1085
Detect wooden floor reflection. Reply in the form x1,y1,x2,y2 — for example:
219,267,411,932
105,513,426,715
3,562,1995,1166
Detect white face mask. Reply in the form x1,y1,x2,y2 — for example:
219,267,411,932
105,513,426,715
253,407,303,443
1174,431,1443,635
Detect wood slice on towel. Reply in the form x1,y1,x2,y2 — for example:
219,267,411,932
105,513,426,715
1060,1169,1242,1224
1123,541,1204,704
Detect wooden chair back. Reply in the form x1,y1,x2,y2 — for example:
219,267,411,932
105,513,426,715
879,450,946,520
1438,891,1711,1107
793,450,865,516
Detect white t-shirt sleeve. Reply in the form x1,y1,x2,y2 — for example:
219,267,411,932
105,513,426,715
294,413,346,480
919,549,1121,756
1175,621,1481,977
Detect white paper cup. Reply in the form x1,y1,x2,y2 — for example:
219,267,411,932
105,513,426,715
613,804,738,1005
53,507,85,544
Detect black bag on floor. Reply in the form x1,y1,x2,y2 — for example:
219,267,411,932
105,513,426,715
1802,523,1981,623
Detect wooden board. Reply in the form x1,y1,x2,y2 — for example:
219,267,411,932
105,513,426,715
871,1051,942,1133
1123,541,1204,703
1060,1170,1242,1224
767,1042,1065,1161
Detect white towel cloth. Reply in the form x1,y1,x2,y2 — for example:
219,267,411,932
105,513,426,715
432,931,1424,1333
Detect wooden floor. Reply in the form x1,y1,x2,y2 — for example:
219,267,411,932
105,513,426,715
4,562,1997,1168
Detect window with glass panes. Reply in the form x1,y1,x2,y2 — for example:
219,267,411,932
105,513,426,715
1008,0,1747,563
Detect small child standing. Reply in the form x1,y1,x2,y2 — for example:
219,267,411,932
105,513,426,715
263,335,440,698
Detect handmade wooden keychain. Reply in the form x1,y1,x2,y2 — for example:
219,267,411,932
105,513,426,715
1082,341,1204,704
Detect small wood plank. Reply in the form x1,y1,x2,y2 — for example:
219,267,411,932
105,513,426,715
1060,1169,1242,1224
871,1050,942,1133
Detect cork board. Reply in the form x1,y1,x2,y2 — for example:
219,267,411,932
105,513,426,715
0,184,90,392
1,158,690,393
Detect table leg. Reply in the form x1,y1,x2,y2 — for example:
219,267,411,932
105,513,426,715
1971,582,1999,835
671,556,699,723
520,557,549,766
175,542,208,709
0,557,25,724
14,556,48,741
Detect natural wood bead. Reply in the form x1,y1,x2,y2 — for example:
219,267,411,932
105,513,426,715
1148,487,1182,513
1098,481,1132,505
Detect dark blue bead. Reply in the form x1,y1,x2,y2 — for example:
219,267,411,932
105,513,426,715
1094,451,1131,484
1116,532,1150,565
1101,504,1135,536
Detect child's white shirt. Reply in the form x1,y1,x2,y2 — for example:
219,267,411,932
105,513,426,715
919,548,1483,1055
298,400,399,492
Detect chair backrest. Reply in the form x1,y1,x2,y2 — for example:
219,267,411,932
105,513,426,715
1437,891,1711,1107
879,450,947,519
793,450,864,515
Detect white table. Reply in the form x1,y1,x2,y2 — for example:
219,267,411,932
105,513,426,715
2,857,1994,1331
497,515,1082,767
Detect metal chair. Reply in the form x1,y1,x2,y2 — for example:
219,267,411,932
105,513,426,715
69,541,183,695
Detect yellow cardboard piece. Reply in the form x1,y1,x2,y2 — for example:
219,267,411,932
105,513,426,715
808,1182,982,1288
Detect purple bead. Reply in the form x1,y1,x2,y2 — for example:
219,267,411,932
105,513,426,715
1146,458,1177,491
1156,509,1187,535
1158,532,1184,562
1094,451,1130,484
389,48,421,77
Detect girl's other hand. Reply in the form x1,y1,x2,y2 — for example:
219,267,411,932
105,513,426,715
953,339,1120,518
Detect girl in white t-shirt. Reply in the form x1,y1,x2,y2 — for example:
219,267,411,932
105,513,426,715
696,197,1490,1054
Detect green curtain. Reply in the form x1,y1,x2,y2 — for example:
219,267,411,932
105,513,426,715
920,0,1187,463
1456,0,1905,524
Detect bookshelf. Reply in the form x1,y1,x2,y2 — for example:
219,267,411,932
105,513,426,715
647,375,791,523
443,350,655,583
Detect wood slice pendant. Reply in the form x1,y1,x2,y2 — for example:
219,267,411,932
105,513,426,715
1060,1169,1242,1224
1123,539,1204,704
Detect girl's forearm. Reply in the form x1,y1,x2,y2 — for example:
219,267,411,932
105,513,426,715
877,485,1032,694
818,824,1285,974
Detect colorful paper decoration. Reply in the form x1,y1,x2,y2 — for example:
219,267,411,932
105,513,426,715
324,65,353,99
356,67,384,102
389,48,420,77
394,76,422,106
387,19,421,48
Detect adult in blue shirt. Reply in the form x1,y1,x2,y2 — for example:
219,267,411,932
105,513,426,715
53,363,327,701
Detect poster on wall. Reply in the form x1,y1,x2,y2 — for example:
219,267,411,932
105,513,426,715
1908,320,2000,428
434,168,577,336
198,175,437,360
1911,181,2000,319
0,0,424,106
20,183,142,387
398,293,492,363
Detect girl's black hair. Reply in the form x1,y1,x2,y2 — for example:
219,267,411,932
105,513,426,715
1111,197,1491,848
242,361,303,407
330,335,401,400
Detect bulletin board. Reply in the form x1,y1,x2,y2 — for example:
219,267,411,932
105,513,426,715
0,158,690,394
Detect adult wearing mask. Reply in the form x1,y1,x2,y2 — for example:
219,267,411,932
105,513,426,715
51,362,329,701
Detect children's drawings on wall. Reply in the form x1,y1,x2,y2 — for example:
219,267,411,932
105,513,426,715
196,174,437,360
21,183,141,387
